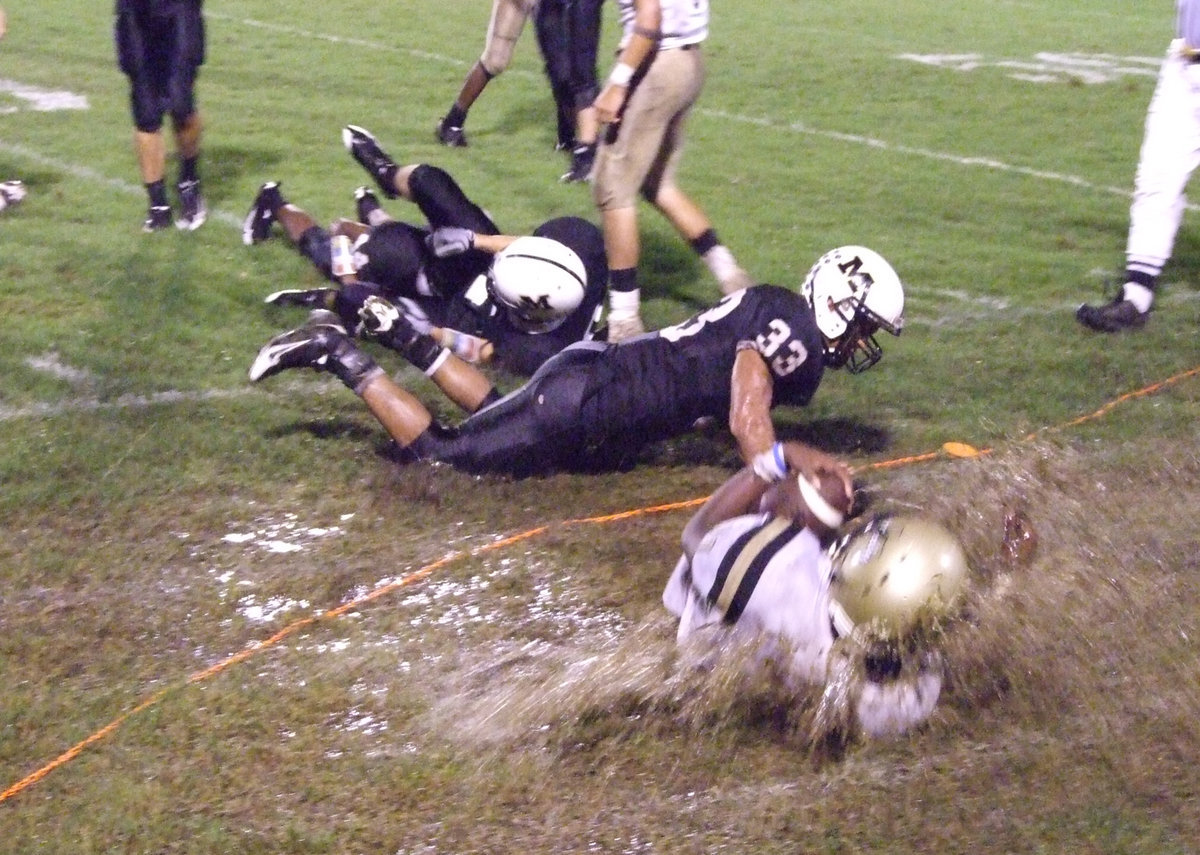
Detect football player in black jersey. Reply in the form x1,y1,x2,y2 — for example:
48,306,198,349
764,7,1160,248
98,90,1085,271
114,0,207,232
249,246,905,477
242,127,607,377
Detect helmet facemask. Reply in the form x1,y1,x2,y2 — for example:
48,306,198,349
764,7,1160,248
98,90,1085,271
824,275,903,374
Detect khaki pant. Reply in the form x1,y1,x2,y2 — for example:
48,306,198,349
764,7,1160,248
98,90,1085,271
592,46,705,211
480,0,540,75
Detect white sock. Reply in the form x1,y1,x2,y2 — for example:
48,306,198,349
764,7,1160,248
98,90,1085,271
702,245,740,281
1122,282,1154,313
608,288,641,321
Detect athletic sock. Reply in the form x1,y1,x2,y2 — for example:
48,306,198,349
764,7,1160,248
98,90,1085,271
1122,282,1154,313
179,156,199,184
146,179,169,208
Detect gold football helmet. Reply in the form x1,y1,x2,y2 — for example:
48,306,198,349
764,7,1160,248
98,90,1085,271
828,514,968,639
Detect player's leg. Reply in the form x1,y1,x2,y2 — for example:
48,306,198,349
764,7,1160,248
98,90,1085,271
359,296,499,413
249,310,435,447
641,50,751,296
560,0,604,182
534,0,577,150
167,2,206,230
117,6,172,231
593,53,686,339
435,0,537,147
400,164,498,233
1078,53,1200,331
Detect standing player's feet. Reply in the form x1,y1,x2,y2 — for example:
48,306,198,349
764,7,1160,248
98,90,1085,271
242,181,284,245
435,117,468,148
0,180,28,211
1075,296,1149,332
560,144,595,184
143,205,172,233
175,179,207,231
342,125,400,198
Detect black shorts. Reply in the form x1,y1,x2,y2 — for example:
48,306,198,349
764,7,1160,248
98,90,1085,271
115,0,206,131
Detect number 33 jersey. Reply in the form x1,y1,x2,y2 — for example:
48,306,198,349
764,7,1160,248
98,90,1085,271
580,284,827,446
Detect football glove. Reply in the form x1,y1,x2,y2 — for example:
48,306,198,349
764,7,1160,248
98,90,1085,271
427,226,475,258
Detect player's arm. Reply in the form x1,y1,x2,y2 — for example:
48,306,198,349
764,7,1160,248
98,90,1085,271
728,346,777,463
681,467,768,559
594,0,661,124
426,226,515,257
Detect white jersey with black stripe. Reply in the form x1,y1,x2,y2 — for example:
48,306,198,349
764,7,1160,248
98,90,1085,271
615,0,708,51
664,513,835,686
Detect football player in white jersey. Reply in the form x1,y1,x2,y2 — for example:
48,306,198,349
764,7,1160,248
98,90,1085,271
663,442,969,739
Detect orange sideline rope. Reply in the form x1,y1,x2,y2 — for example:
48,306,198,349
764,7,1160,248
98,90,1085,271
4,365,1197,804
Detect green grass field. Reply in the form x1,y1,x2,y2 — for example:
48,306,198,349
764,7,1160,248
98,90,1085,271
3,1,1199,852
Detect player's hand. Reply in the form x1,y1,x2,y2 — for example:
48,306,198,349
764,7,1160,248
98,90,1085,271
427,227,475,258
358,295,400,336
593,85,626,126
780,442,853,507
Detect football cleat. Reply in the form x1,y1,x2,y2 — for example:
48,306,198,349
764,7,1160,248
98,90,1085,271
1075,296,1149,332
249,310,348,382
175,179,207,231
435,118,468,148
0,179,27,208
560,144,595,184
342,125,399,198
242,181,284,245
353,185,382,224
143,205,172,233
264,287,337,310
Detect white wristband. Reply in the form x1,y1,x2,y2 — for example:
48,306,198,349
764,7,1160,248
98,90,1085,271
609,62,635,87
751,443,787,482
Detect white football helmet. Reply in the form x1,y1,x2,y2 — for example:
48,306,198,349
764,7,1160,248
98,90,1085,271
828,514,968,640
488,235,587,334
801,245,905,373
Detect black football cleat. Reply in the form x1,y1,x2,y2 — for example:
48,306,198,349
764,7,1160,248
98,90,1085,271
249,310,348,382
175,179,207,231
353,185,382,224
242,181,284,245
1075,296,1149,332
435,117,468,148
342,125,400,198
263,287,337,310
0,179,28,208
143,204,172,233
560,143,596,184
